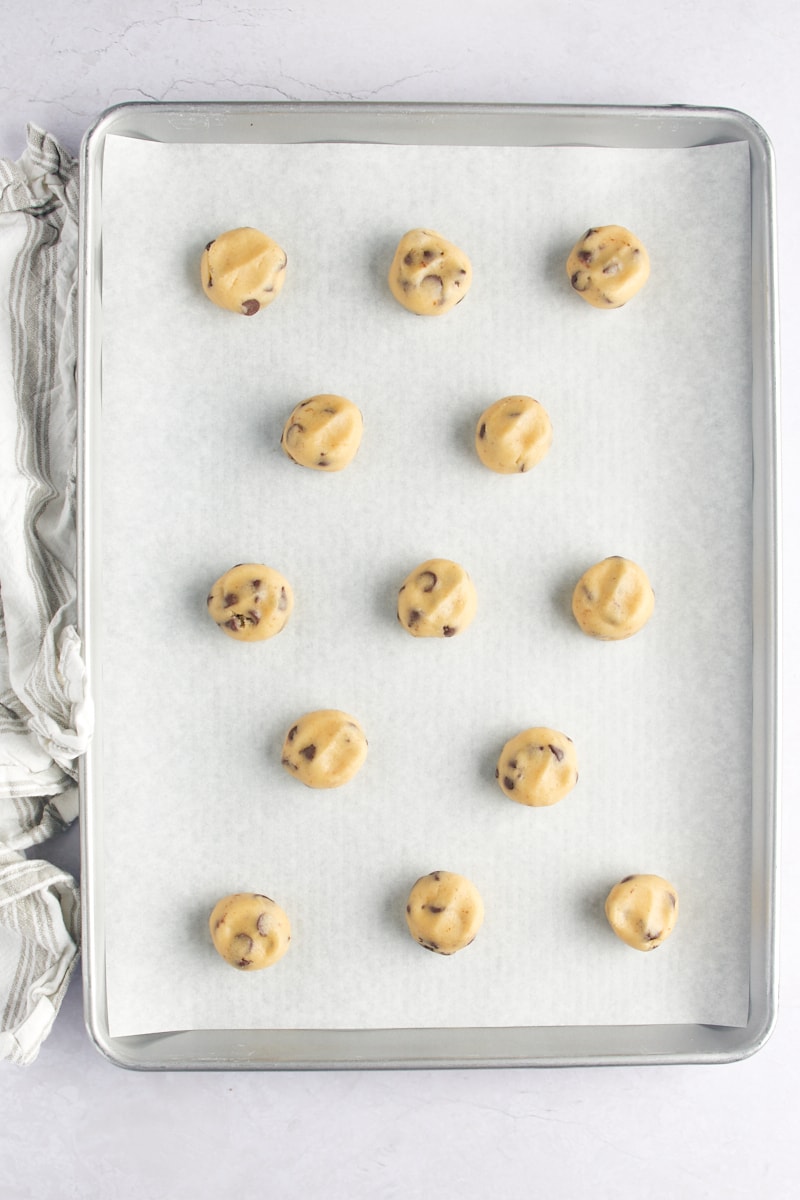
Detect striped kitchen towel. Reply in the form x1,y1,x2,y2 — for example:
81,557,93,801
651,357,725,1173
0,126,92,1062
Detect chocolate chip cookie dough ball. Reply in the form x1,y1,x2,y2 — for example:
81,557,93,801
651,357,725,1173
281,394,363,472
281,709,368,788
566,225,649,308
397,558,477,639
405,871,484,955
475,395,553,474
604,874,679,951
201,227,287,315
496,727,578,807
572,556,654,641
388,228,472,315
207,563,293,642
209,893,291,970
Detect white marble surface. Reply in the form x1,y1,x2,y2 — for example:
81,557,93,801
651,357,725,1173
1,2,798,1197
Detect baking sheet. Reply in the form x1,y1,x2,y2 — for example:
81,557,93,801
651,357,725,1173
98,135,752,1038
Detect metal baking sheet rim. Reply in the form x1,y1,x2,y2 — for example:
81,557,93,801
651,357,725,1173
76,101,780,1070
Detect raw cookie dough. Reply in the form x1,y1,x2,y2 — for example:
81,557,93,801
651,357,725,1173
397,558,477,639
281,709,368,788
201,227,287,315
572,556,655,641
281,394,363,471
496,727,578,807
388,228,472,316
207,563,293,642
209,892,292,970
405,870,484,955
475,395,553,474
604,874,679,951
566,225,650,308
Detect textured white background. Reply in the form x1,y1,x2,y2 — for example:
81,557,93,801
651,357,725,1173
1,2,797,1198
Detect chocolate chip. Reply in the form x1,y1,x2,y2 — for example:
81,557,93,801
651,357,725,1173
278,587,288,611
577,249,593,263
403,252,414,266
234,934,253,953
406,904,411,913
245,610,260,625
256,913,272,936
300,744,316,761
503,776,515,790
223,592,238,608
667,892,677,908
495,767,499,778
287,725,298,741
207,276,213,288
418,570,437,592
571,271,590,292
582,585,594,601
585,228,598,238
442,625,457,637
432,872,441,881
205,241,214,252
223,618,238,631
479,422,486,439
206,594,213,606
508,759,517,770
620,875,635,883
422,248,436,262
602,261,621,276
317,458,328,467
281,756,296,769
644,931,662,942
548,744,564,762
241,299,260,316
426,905,445,913
407,609,422,628
519,463,526,473
323,406,337,414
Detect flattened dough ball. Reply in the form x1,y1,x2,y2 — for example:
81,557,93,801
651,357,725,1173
605,874,679,951
397,558,477,639
388,228,472,315
566,225,649,308
281,709,368,788
209,892,291,970
475,395,553,474
405,871,484,955
207,563,293,642
281,394,363,472
572,556,654,641
201,227,287,315
496,727,578,807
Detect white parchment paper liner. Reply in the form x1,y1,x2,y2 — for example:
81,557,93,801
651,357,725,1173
97,137,752,1036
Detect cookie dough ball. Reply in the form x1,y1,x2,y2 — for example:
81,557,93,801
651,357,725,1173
572,556,654,641
405,871,484,955
201,227,287,315
496,727,578,807
566,225,650,308
281,394,363,472
397,558,477,639
388,228,472,316
281,709,368,788
207,563,293,642
475,395,553,474
209,893,291,970
605,874,679,951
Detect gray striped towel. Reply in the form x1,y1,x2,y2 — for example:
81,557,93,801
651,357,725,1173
0,127,91,1063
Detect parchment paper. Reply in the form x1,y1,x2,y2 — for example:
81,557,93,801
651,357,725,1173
98,135,753,1036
